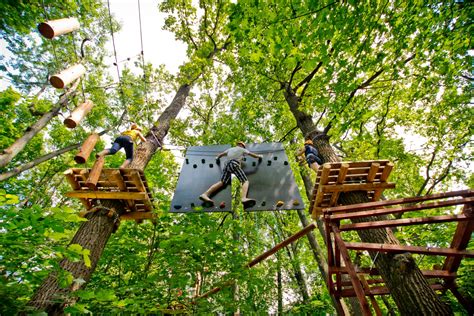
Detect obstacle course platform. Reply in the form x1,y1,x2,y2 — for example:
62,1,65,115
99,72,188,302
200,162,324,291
170,143,305,213
310,160,395,218
64,168,154,220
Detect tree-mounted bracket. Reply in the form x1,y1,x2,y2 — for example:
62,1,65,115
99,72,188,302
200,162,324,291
170,142,305,213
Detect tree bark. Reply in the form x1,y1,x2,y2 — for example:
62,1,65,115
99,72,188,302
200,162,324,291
0,81,79,169
26,84,191,314
284,86,452,315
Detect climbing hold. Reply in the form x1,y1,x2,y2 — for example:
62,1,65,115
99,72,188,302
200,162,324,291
252,161,256,167
273,156,277,161
201,159,205,164
191,203,195,208
261,201,266,206
216,158,221,165
185,158,189,164
258,156,263,162
209,163,214,168
219,202,226,209
284,161,289,165
174,205,182,210
243,199,256,209
276,200,284,207
267,160,272,166
193,164,197,168
243,157,247,161
292,199,300,206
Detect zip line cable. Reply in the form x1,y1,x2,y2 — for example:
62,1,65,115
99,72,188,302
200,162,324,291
106,0,128,128
137,0,153,124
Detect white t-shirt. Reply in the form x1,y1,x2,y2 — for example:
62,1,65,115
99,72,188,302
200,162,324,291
224,146,250,162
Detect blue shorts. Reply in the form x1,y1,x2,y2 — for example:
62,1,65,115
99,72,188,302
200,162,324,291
306,153,322,166
109,135,134,160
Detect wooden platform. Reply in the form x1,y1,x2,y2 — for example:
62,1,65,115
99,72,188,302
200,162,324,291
309,160,395,218
64,168,154,220
323,190,474,315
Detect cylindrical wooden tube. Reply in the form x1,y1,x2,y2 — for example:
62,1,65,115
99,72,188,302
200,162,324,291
50,64,86,89
64,100,94,129
74,133,100,164
86,156,105,191
38,17,80,39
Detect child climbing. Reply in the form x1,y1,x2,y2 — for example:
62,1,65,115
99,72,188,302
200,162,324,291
199,141,263,208
96,123,147,169
297,139,323,172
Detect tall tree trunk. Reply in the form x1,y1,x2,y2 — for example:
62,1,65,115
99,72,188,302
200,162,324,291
26,84,191,314
277,254,283,315
284,88,452,315
0,81,78,168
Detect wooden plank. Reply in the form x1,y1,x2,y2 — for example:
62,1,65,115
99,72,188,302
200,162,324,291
367,163,380,183
66,191,147,200
322,182,395,193
443,205,474,273
64,169,91,209
360,274,383,316
246,223,316,268
323,190,473,214
321,160,390,170
344,242,474,257
340,214,471,231
339,284,445,297
332,267,456,279
337,163,350,184
379,162,394,182
331,224,372,315
330,197,474,221
120,211,155,221
372,188,384,202
110,170,136,212
128,170,152,211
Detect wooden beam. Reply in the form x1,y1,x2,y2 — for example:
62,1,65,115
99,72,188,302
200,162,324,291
338,284,445,297
339,214,471,231
66,191,147,200
74,133,99,164
367,163,380,183
331,267,456,279
120,212,155,221
64,169,91,209
379,162,394,182
443,204,474,273
344,242,474,257
329,197,473,221
331,224,372,315
246,223,316,268
129,170,153,211
323,189,473,214
111,170,136,212
322,182,395,193
360,274,383,316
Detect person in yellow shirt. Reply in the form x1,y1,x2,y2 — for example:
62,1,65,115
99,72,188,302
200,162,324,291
96,123,147,168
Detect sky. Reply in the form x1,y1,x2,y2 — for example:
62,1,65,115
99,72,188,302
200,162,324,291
105,0,188,80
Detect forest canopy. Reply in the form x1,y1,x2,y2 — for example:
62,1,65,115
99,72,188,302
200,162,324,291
0,0,472,314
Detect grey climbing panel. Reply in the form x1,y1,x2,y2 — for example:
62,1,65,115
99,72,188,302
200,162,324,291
170,142,305,213
242,143,305,211
170,145,232,213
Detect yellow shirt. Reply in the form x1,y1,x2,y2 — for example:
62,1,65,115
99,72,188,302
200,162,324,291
121,129,140,141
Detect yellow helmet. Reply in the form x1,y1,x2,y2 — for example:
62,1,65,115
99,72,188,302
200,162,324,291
305,139,313,145
237,141,246,148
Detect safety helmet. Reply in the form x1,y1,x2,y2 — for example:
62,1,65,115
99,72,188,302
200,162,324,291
131,123,142,131
237,141,246,148
305,139,313,145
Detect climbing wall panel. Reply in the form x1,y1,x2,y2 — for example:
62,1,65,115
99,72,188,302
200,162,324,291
170,143,305,213
243,143,304,211
170,145,232,213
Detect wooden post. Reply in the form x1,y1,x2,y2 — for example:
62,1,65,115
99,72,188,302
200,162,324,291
85,156,104,190
50,64,86,89
74,133,99,164
64,100,94,128
38,17,80,39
